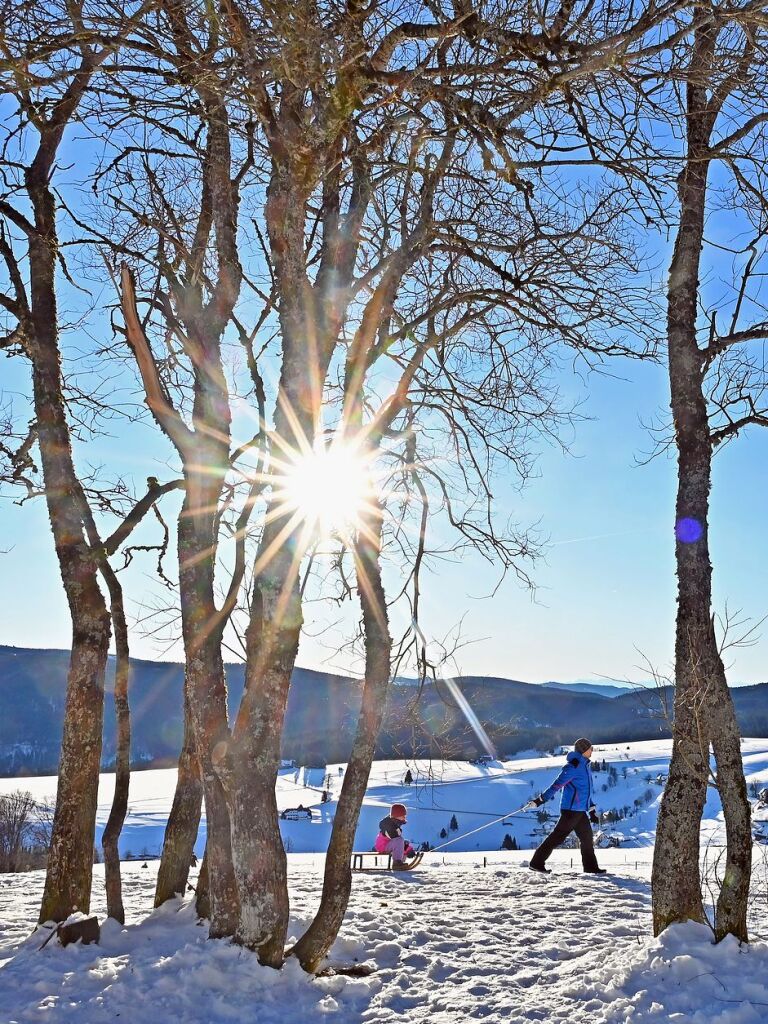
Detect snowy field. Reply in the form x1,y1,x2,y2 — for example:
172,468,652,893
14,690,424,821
3,740,768,1021
3,738,768,856
3,853,768,1023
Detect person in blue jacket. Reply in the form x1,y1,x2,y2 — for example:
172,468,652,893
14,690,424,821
525,737,606,875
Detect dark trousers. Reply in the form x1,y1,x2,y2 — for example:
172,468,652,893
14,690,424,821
530,810,600,871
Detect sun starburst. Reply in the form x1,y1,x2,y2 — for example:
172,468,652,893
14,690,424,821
271,435,375,541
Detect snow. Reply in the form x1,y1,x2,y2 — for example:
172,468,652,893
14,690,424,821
4,740,768,1020
3,738,768,856
2,854,768,1022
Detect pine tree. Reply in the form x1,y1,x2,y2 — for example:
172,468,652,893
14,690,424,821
404,770,413,786
449,814,458,831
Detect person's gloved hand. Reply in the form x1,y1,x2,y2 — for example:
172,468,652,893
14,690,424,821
523,796,545,811
589,806,600,825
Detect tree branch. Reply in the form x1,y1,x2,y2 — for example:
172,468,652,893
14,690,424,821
119,264,195,456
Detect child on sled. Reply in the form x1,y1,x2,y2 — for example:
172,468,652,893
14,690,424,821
375,803,415,869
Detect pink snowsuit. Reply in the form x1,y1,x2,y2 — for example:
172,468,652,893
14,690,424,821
375,832,406,859
376,814,413,861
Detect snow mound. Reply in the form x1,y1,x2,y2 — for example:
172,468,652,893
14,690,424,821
598,921,768,1023
0,899,379,1024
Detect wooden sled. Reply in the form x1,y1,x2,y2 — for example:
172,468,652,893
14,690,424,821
397,852,424,871
351,851,424,872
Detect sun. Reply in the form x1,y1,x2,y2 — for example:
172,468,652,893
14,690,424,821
276,436,373,539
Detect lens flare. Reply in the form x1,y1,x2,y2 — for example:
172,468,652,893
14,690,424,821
274,437,373,539
411,618,497,759
675,517,703,544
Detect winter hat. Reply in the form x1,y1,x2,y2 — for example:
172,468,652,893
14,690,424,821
574,737,593,754
390,803,407,820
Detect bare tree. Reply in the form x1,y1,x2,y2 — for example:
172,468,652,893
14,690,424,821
0,0,165,923
153,677,204,910
108,0,266,934
2,0,724,966
289,148,661,969
650,4,768,942
188,0,695,967
0,791,38,872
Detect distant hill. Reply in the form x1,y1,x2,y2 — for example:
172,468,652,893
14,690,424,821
541,681,633,699
1,645,768,776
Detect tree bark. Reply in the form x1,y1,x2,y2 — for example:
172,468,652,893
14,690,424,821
101,566,131,924
220,161,337,965
155,681,203,908
226,529,302,964
177,488,240,938
195,846,211,920
115,43,246,937
711,695,751,941
652,19,751,940
292,501,390,973
28,179,112,925
651,43,716,933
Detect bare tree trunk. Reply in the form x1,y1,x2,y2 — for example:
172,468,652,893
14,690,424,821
201,769,240,938
711,695,751,941
115,28,246,933
195,846,210,920
177,496,240,938
652,19,751,940
651,665,711,933
226,533,301,964
651,44,716,932
225,764,290,963
292,502,390,973
119,277,242,938
155,682,202,907
101,566,131,924
28,182,112,925
38,605,109,924
220,162,335,965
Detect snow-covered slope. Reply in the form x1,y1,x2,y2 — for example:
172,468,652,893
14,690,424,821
3,738,768,856
2,855,768,1023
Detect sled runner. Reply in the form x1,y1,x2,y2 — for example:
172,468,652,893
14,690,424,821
351,851,424,871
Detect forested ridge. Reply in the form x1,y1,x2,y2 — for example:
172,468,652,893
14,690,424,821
2,646,766,775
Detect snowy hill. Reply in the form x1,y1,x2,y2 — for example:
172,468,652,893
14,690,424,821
4,739,768,857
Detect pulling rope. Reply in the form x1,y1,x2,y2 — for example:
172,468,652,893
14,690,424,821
426,802,532,854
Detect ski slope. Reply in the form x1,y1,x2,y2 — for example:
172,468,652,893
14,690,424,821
3,738,768,856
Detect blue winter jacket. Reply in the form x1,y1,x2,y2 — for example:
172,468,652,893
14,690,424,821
539,750,594,812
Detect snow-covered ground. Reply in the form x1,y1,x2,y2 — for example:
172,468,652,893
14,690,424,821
3,740,768,1021
3,738,768,856
3,853,768,1022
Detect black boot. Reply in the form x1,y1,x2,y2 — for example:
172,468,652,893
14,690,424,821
583,867,607,875
528,862,551,874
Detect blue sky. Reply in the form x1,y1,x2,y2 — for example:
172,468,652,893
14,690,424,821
3,339,767,686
